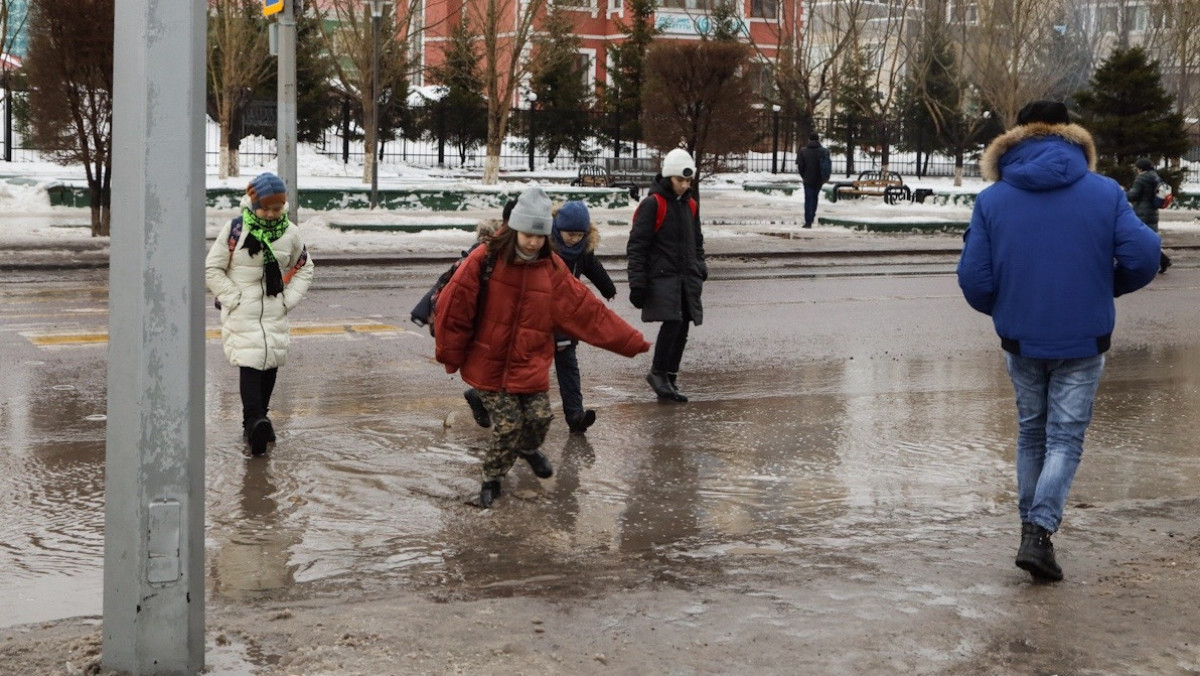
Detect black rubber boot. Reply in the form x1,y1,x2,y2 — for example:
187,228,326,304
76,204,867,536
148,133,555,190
567,410,596,435
464,389,491,428
248,417,274,456
521,450,554,478
1015,524,1063,582
646,370,676,399
479,480,502,508
666,372,688,403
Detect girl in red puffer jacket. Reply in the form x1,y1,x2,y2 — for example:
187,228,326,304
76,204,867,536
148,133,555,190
435,186,650,508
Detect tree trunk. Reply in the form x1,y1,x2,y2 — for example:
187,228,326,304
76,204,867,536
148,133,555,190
363,99,375,184
227,148,240,178
482,147,500,184
219,106,232,180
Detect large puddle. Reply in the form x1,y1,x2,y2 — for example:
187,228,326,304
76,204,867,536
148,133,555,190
4,340,1200,626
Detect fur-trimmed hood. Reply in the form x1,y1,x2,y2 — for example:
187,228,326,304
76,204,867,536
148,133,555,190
981,122,1097,185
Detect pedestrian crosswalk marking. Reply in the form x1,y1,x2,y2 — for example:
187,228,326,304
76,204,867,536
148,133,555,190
22,322,403,347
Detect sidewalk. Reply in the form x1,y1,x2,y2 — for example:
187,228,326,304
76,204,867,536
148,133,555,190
2,183,1198,270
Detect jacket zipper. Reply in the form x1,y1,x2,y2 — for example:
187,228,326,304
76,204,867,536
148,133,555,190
499,261,528,392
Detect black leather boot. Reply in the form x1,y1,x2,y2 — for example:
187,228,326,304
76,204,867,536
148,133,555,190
479,480,502,508
248,417,274,456
666,372,688,403
522,450,554,478
464,388,491,428
1015,524,1063,581
646,370,676,399
567,410,596,434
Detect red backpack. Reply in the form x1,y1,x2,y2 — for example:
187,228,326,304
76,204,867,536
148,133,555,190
643,193,698,232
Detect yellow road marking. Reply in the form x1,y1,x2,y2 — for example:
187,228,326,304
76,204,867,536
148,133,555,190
23,323,401,347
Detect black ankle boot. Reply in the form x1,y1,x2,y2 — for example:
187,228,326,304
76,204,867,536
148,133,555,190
665,372,688,402
1016,524,1063,581
464,389,491,428
479,480,502,508
522,450,554,478
567,410,596,434
248,417,274,456
646,370,676,399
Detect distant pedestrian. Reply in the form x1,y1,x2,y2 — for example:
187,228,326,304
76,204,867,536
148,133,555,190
627,148,706,403
1127,156,1172,273
550,200,617,434
796,133,832,228
957,100,1160,582
206,172,315,456
435,186,650,508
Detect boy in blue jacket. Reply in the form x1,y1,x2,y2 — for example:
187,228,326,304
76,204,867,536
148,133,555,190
957,100,1160,583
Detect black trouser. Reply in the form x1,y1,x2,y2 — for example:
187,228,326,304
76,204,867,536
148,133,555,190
652,304,692,374
553,342,584,420
239,366,278,428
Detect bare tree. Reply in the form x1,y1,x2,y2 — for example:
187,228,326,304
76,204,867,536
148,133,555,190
641,40,758,181
960,0,1075,127
207,0,272,179
319,0,421,184
467,0,548,184
24,0,113,236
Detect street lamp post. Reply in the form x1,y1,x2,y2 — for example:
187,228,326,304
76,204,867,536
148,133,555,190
527,90,537,172
771,104,781,174
364,0,388,209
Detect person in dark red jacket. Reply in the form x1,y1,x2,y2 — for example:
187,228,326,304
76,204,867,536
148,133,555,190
435,186,651,508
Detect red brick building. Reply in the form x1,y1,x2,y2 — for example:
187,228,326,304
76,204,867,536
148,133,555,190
416,0,802,104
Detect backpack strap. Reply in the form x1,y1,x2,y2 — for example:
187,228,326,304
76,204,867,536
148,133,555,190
282,245,309,285
227,217,243,256
650,194,698,232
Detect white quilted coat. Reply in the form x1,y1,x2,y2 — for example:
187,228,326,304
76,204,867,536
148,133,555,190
205,200,315,370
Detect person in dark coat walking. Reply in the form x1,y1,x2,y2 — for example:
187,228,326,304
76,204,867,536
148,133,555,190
627,148,707,403
1127,156,1172,273
796,133,832,228
551,200,617,434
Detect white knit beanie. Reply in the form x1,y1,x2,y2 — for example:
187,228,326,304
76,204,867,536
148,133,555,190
661,148,696,178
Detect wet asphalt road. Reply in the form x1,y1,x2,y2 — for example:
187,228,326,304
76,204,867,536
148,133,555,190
2,258,1199,630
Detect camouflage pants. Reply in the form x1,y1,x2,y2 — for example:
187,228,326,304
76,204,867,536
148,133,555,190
475,390,552,481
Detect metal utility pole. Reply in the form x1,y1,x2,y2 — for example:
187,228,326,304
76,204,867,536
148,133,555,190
105,0,206,672
365,0,389,209
277,0,299,217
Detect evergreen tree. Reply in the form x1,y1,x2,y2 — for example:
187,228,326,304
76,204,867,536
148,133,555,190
601,0,657,155
1074,46,1187,185
528,4,594,163
425,15,487,165
706,0,742,43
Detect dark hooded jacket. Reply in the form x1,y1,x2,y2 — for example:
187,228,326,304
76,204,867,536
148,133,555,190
1126,168,1161,229
553,225,616,345
956,122,1161,359
626,175,706,325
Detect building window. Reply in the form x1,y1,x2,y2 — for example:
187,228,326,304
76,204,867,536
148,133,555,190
660,0,718,12
751,0,777,19
745,62,774,100
556,0,597,8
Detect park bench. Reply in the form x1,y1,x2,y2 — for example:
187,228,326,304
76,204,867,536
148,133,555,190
571,163,610,188
831,170,912,205
569,156,661,199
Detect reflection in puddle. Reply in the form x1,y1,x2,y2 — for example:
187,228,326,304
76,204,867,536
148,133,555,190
5,344,1200,625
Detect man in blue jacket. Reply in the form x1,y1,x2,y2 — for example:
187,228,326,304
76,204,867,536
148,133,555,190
957,100,1161,583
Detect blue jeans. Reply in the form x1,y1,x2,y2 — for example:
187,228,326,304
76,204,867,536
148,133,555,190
803,184,821,226
1004,353,1105,533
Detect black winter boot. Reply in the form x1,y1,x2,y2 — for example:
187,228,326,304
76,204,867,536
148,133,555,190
248,417,274,456
665,372,688,403
567,410,596,435
521,450,554,478
1016,524,1063,582
646,370,676,399
479,480,502,508
464,389,491,428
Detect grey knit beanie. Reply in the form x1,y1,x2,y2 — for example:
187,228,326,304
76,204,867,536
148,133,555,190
507,186,553,235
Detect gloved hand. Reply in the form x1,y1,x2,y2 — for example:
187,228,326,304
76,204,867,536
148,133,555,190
629,287,646,309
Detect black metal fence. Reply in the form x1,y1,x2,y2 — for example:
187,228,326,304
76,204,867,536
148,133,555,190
0,92,990,180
